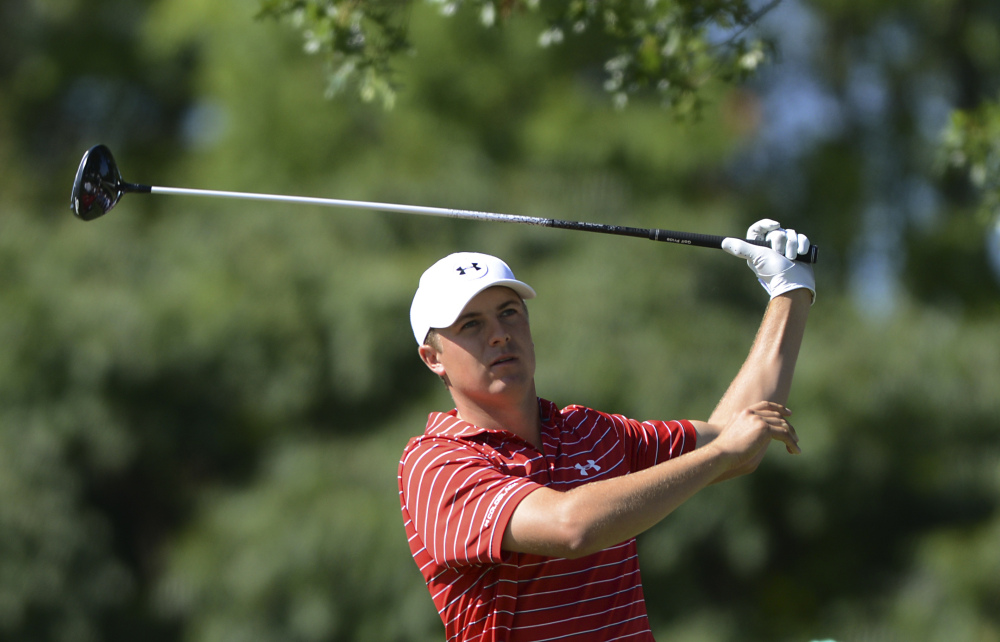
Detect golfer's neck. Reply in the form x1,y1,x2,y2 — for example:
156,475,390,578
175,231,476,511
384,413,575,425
454,389,543,450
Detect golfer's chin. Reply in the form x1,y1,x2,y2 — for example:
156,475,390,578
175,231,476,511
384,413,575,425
449,360,536,405
481,368,536,401
493,356,537,381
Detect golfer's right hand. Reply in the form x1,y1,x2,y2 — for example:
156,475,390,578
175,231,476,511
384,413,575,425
722,219,816,303
711,401,800,474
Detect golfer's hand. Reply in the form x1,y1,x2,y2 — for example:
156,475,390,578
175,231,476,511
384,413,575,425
722,219,816,303
711,401,800,475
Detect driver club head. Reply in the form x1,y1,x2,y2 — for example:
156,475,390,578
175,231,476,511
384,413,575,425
71,144,125,221
70,144,150,221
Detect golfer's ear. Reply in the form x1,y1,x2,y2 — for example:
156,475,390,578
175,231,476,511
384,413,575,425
418,344,446,377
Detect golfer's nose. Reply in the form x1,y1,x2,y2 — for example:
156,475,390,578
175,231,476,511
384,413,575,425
487,316,510,345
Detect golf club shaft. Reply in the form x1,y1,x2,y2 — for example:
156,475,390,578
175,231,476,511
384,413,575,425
143,185,817,263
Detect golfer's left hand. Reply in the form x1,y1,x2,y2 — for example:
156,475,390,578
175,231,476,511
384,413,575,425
722,219,816,303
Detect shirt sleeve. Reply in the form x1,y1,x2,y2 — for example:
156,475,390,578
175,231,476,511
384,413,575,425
612,415,698,472
399,436,542,568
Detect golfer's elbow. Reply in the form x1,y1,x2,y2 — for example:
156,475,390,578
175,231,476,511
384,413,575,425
542,520,595,559
548,499,613,559
506,488,615,559
564,531,610,559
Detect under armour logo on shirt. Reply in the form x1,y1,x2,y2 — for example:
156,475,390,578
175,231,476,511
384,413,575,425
575,460,601,477
455,262,483,277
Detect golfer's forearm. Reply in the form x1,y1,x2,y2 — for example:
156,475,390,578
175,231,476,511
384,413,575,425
504,445,730,558
708,290,810,426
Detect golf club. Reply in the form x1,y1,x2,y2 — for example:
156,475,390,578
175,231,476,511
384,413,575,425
70,144,818,263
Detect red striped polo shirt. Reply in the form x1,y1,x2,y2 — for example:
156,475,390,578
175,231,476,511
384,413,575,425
398,398,697,642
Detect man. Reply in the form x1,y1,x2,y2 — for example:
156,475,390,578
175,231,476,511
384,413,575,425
398,219,815,641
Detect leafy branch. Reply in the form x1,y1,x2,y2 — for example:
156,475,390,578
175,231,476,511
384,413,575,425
257,0,780,111
941,96,1000,221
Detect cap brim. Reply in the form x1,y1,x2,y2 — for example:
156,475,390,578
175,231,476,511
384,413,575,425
424,280,536,330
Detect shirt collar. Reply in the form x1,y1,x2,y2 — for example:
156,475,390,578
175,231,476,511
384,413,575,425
425,398,561,439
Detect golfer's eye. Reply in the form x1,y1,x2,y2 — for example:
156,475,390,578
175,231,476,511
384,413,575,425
460,319,480,331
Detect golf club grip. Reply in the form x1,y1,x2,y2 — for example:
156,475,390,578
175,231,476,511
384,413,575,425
543,219,817,263
650,228,818,264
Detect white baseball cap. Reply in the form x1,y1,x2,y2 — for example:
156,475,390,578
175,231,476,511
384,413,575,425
410,252,536,345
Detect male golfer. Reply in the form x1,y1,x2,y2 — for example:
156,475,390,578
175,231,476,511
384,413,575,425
398,219,815,641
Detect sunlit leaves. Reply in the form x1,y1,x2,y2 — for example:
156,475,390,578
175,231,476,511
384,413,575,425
941,96,1000,221
258,0,779,112
257,0,413,108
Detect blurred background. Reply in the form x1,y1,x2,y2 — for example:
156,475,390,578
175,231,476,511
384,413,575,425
1,0,999,640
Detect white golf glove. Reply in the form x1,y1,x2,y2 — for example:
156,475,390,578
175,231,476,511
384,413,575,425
721,219,816,303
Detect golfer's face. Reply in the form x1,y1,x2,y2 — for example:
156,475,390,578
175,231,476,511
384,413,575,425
433,286,536,399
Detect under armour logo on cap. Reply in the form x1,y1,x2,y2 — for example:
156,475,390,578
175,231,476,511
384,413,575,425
455,262,486,278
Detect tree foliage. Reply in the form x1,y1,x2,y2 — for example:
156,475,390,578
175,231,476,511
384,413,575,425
256,0,777,111
942,95,1000,220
